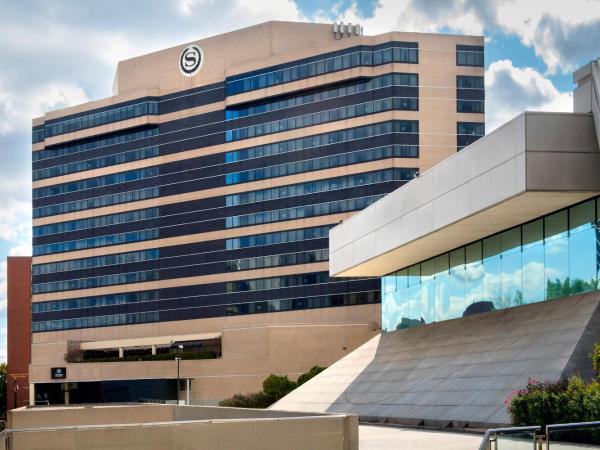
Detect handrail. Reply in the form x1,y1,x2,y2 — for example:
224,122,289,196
545,421,600,450
478,425,541,450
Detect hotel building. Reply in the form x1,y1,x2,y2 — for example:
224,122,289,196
29,21,484,404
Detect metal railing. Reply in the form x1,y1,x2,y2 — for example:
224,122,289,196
478,425,542,450
546,421,600,449
479,421,600,449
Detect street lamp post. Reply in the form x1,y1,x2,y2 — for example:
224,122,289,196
175,344,184,402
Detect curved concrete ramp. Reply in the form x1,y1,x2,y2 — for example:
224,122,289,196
272,292,600,428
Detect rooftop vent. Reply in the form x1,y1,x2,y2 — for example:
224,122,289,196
333,21,363,39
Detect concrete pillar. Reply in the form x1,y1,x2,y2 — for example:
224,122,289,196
119,347,124,358
64,383,70,405
29,383,35,406
151,345,157,355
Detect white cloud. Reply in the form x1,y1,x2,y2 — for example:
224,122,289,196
0,79,88,135
485,59,572,131
333,0,600,74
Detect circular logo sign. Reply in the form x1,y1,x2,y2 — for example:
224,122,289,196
179,45,203,77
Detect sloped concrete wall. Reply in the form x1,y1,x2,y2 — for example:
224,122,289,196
271,292,600,427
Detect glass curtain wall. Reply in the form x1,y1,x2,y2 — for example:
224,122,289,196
381,197,600,331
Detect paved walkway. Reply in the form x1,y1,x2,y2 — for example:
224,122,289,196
359,424,482,450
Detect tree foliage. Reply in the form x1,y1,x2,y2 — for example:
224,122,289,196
219,365,327,408
0,363,7,418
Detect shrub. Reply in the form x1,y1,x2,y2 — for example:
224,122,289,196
262,374,296,401
506,376,600,443
219,365,328,408
219,392,272,409
296,365,326,386
592,343,600,378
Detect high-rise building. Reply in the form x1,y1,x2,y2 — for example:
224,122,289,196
30,21,484,404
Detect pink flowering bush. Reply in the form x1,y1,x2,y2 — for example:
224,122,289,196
592,343,600,378
506,376,600,429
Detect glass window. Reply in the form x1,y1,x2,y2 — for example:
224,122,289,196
433,254,450,322
381,197,600,329
522,219,545,303
569,200,597,294
449,248,467,319
420,259,435,324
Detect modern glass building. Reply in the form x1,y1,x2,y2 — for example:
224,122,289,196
382,197,600,331
28,21,484,405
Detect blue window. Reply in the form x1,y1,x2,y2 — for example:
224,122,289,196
225,249,328,272
226,226,332,250
33,187,159,218
33,128,158,162
226,73,418,120
456,75,484,113
226,169,406,206
32,269,159,294
32,128,45,143
225,96,418,142
225,144,418,185
381,197,600,331
226,43,418,95
226,194,387,228
33,167,158,199
33,208,159,237
33,228,159,256
32,249,160,275
33,146,159,180
43,101,159,138
225,120,417,163
457,122,484,151
456,45,484,67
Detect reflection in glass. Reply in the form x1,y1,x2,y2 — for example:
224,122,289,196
421,260,435,324
381,197,600,330
545,210,569,300
449,248,467,319
433,255,449,322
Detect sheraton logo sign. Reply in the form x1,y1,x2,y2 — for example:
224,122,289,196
179,45,204,77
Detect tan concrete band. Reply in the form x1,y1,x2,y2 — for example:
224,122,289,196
32,212,354,265
32,261,329,303
33,158,406,226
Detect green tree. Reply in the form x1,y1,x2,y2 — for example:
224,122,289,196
0,363,7,417
262,374,296,402
296,365,326,386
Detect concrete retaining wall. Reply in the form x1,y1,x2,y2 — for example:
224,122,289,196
2,404,358,450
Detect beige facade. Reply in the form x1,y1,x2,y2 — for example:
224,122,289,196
31,21,483,404
5,404,358,450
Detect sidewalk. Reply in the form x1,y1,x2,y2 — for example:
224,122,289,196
360,424,482,450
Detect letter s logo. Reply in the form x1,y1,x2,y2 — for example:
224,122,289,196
179,45,203,77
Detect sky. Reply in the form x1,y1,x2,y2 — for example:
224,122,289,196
0,0,599,362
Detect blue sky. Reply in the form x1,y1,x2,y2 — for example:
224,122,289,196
0,0,599,361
